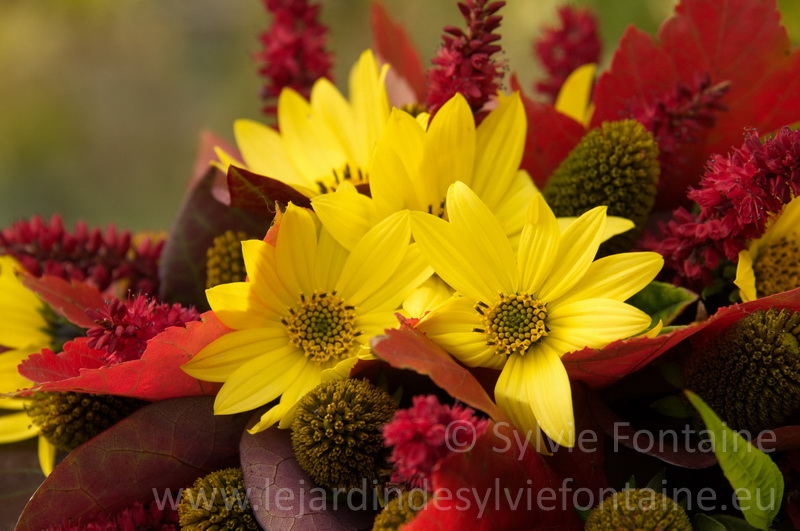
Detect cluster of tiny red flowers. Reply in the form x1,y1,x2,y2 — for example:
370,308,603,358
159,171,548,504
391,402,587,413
426,0,506,116
382,395,489,488
646,127,800,285
256,0,333,117
45,502,178,531
533,5,601,102
85,296,200,364
0,214,163,296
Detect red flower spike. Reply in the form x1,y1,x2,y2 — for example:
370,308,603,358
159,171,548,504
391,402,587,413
44,502,178,531
645,128,800,286
592,0,800,211
533,5,601,103
426,0,506,116
256,0,333,118
383,395,489,489
0,214,163,296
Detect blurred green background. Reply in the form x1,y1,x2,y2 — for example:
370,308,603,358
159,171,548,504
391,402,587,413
0,0,797,233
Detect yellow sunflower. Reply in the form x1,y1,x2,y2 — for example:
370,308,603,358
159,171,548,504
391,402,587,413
735,195,800,302
215,49,390,198
0,256,57,475
182,205,432,433
410,182,662,448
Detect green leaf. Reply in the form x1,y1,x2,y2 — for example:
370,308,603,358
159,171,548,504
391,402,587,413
627,280,698,326
685,391,784,530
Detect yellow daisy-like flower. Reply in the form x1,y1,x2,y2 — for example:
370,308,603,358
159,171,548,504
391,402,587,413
216,49,390,198
411,182,662,448
0,256,57,475
734,195,800,302
554,63,596,127
182,205,432,433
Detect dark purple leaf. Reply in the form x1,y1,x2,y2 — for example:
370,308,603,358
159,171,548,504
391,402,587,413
227,165,311,214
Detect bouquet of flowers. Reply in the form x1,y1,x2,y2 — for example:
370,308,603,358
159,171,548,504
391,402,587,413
4,0,800,529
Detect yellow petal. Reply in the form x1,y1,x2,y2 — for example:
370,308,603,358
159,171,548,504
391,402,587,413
313,227,350,292
214,347,307,415
537,206,607,301
403,276,454,318
205,282,273,330
38,436,57,476
233,119,307,189
523,345,575,447
275,204,319,297
335,211,411,306
518,194,560,294
410,211,496,302
552,252,663,305
734,250,757,302
471,92,526,206
311,78,358,165
348,49,390,167
445,182,518,294
547,298,652,350
0,410,37,443
277,362,323,429
756,195,800,248
356,243,433,314
182,327,289,382
240,239,295,310
312,187,380,250
491,169,538,244
494,355,547,452
556,215,634,242
554,63,595,127
420,94,475,189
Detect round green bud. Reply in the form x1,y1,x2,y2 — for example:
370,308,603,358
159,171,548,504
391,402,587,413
178,467,258,530
585,489,691,530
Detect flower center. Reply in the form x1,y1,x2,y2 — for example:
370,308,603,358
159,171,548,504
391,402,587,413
283,291,359,362
316,163,368,194
753,236,800,297
475,293,548,356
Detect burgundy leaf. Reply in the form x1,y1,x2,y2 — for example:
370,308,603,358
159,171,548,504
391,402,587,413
21,274,106,328
16,396,249,530
227,165,312,214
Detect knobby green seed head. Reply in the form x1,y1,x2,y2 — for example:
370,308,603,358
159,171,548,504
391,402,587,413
292,378,397,491
372,489,428,531
543,119,660,254
685,307,800,434
206,230,249,289
585,489,691,530
26,391,146,452
178,467,258,530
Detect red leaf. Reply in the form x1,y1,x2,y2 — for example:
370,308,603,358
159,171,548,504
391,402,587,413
592,0,800,209
17,312,228,400
512,75,585,188
227,165,312,214
21,274,106,328
370,1,427,104
16,396,249,530
406,421,583,530
563,288,800,389
18,340,106,383
240,423,376,529
158,167,271,310
370,319,509,423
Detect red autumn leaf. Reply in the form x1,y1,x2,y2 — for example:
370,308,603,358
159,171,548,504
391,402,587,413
406,421,583,530
512,75,585,188
16,312,228,400
227,165,312,214
370,1,427,104
21,274,106,328
18,340,106,383
592,0,800,209
370,319,509,423
158,167,271,310
15,396,249,531
240,423,376,529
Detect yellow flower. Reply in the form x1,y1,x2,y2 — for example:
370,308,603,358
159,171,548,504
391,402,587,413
312,92,536,248
182,205,432,433
735,195,800,302
554,63,596,127
411,182,662,448
0,256,57,475
216,49,390,198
